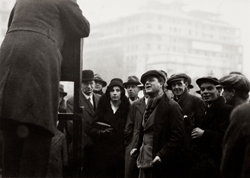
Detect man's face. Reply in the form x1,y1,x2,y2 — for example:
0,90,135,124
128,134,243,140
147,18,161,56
94,81,103,91
171,79,187,96
145,76,163,95
222,87,234,105
110,86,121,101
126,84,140,98
81,80,95,95
200,82,220,103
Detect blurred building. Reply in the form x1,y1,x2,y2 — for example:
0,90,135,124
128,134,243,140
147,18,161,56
83,0,242,82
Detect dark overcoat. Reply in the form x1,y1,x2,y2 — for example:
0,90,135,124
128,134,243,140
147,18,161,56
0,0,90,135
190,96,233,178
124,97,146,178
221,103,250,178
88,94,130,178
137,93,185,178
174,91,206,148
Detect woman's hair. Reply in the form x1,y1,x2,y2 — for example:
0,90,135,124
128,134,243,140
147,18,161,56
105,85,126,100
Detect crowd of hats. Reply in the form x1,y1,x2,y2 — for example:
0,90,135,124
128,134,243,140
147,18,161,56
60,69,250,96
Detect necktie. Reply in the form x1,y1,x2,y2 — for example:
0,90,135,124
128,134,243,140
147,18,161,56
88,97,93,107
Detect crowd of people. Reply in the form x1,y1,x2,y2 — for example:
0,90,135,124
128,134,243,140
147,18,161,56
61,69,249,178
0,0,250,178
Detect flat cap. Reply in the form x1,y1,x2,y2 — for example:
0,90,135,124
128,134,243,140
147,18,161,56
140,70,165,85
196,76,219,87
219,74,250,92
167,73,193,89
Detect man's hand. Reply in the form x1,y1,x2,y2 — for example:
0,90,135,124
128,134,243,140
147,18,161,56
151,156,162,166
191,127,204,139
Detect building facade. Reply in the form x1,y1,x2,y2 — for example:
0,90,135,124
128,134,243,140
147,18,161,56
83,1,242,82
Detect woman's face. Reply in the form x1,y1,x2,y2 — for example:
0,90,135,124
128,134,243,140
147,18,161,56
110,86,121,101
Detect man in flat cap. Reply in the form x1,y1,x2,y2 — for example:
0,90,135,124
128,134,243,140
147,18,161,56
220,74,250,178
93,74,107,95
67,70,101,176
167,73,205,150
124,76,141,104
189,76,233,178
219,74,250,107
134,70,185,178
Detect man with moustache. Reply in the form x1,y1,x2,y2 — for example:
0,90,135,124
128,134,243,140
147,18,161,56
67,70,101,177
136,70,185,178
190,76,233,178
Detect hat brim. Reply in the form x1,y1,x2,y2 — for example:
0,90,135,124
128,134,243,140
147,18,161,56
196,78,219,87
95,80,107,87
123,81,141,88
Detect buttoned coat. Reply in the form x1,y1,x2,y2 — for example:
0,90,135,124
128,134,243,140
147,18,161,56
0,0,90,135
174,90,206,148
190,96,233,178
124,97,147,178
67,92,101,147
221,103,250,178
137,94,185,178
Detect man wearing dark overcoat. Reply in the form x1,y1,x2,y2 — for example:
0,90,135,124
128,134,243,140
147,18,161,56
220,103,250,178
167,73,205,148
0,0,89,177
190,76,233,178
136,70,185,178
67,70,101,177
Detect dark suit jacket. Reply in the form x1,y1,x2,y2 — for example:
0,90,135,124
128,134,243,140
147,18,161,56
67,92,101,147
137,94,185,177
191,96,233,177
124,97,146,178
174,91,206,148
221,103,250,178
0,0,90,135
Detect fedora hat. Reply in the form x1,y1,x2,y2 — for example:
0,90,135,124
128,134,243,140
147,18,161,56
82,70,94,82
59,84,67,97
123,76,141,88
94,74,107,87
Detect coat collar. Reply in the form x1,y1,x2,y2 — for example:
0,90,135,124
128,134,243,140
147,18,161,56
80,92,99,116
135,97,147,114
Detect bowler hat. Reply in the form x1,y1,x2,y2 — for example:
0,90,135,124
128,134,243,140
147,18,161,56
94,74,107,87
140,70,166,85
167,73,193,90
59,84,67,97
107,78,124,89
196,76,219,87
123,76,141,88
219,74,250,92
82,70,94,82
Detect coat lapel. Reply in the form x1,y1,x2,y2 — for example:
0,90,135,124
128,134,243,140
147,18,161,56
135,98,146,115
80,92,95,116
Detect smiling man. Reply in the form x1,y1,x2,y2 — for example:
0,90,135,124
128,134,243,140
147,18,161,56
189,76,233,178
136,70,185,178
167,73,205,149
